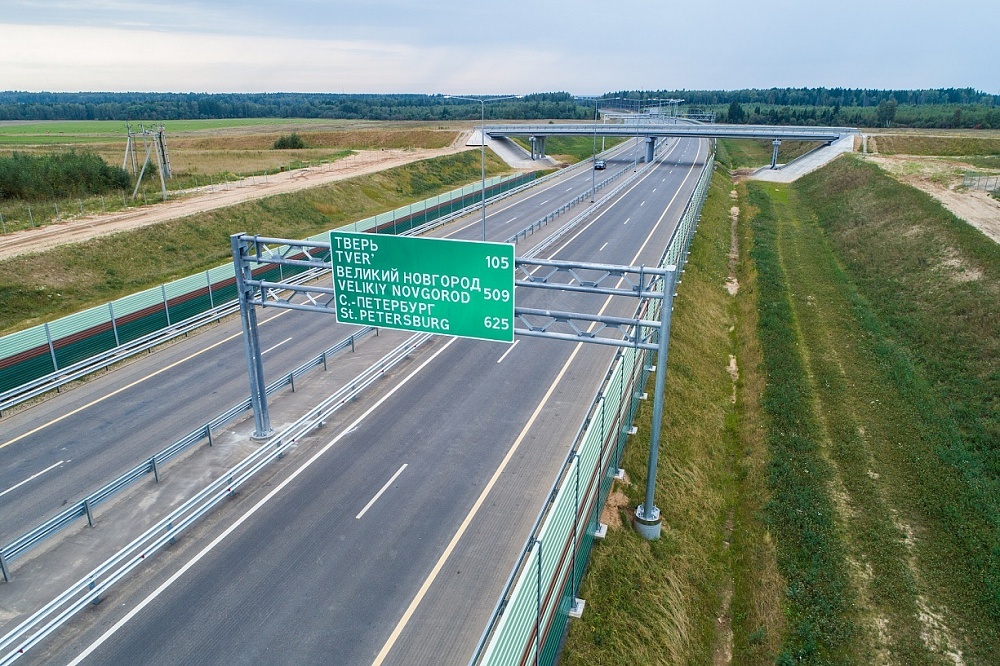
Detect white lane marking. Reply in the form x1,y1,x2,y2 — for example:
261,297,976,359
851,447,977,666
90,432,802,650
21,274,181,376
539,199,549,205
0,310,292,452
373,140,705,666
599,242,608,252
652,188,657,193
261,337,292,355
566,187,574,191
623,217,630,225
356,464,408,520
372,339,584,666
640,201,645,206
496,340,519,364
442,140,636,238
0,459,66,498
68,336,460,666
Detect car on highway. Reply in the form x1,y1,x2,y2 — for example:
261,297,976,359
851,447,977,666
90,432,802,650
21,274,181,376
594,159,606,170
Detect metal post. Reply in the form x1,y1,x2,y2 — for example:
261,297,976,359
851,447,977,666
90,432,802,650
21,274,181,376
480,100,487,241
151,456,160,483
591,98,598,202
44,322,59,372
207,424,214,446
535,539,542,666
206,271,215,309
161,284,171,325
634,266,679,540
108,302,120,347
0,550,11,583
231,234,273,439
84,499,94,527
771,138,781,169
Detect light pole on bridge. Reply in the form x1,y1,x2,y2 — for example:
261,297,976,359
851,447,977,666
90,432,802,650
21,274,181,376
445,94,521,241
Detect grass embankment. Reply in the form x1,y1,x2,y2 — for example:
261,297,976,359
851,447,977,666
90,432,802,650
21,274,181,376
0,150,510,334
715,139,820,170
510,136,625,163
750,156,999,663
870,134,1000,157
563,153,999,664
562,168,784,664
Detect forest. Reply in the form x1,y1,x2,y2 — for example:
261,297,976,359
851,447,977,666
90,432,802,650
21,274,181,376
0,88,997,129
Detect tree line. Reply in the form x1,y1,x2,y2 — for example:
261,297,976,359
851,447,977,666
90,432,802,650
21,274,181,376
1,88,997,129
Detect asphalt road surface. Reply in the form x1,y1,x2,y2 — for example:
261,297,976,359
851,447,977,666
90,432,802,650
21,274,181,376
7,137,708,665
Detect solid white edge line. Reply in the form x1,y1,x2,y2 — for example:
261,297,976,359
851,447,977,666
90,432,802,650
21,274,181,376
356,464,408,520
0,460,65,498
67,337,459,666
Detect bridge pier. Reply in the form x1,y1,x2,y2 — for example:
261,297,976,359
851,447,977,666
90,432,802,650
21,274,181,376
529,135,546,160
771,138,781,169
644,136,656,163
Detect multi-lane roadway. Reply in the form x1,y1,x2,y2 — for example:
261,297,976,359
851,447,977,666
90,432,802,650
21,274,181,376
2,135,708,664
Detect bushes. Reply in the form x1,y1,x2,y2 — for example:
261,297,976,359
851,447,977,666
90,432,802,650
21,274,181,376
273,132,305,149
0,151,130,201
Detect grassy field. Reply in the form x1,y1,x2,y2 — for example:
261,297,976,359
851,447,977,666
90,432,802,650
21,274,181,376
510,135,625,163
562,152,999,664
0,150,510,334
0,120,465,234
870,134,1000,156
716,139,821,169
715,139,821,170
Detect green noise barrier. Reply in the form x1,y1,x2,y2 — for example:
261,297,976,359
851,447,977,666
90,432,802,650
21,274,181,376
0,172,536,396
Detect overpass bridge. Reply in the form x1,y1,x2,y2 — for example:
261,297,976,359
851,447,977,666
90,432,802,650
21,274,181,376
485,122,855,167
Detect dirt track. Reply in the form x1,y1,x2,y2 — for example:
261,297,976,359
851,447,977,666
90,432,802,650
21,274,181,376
0,137,473,261
866,155,1000,244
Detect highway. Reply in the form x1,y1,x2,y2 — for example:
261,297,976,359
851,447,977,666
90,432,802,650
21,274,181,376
0,140,637,545
3,136,708,664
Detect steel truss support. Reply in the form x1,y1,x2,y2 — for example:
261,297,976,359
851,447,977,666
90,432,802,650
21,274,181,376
231,234,679,538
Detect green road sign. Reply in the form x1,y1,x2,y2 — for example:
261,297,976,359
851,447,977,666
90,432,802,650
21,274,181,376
330,231,515,342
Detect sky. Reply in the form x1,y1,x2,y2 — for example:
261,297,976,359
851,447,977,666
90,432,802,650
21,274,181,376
1,0,998,96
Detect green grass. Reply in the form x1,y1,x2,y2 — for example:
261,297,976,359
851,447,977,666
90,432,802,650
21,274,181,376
716,139,822,170
871,135,1000,156
747,183,862,663
562,168,784,664
510,135,625,163
0,150,510,334
0,118,342,141
742,155,1000,662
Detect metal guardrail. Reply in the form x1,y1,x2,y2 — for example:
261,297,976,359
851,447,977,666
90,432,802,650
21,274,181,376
0,142,633,578
0,324,376,581
470,145,716,665
0,332,429,663
0,139,652,658
0,266,328,416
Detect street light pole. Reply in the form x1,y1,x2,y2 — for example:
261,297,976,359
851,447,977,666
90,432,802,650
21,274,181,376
445,94,519,242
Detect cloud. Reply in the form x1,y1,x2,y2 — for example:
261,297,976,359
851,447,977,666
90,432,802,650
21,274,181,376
0,23,569,93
